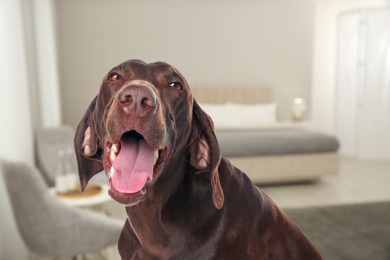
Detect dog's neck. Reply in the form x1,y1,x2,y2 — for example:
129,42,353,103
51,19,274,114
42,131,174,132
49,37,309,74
124,149,220,256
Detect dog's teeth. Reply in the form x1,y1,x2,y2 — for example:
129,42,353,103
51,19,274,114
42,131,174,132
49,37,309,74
154,150,159,164
110,149,116,162
112,144,119,153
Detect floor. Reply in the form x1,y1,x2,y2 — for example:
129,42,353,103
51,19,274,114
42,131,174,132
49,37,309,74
261,157,390,209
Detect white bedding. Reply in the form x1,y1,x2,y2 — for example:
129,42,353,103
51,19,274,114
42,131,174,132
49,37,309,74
200,102,277,129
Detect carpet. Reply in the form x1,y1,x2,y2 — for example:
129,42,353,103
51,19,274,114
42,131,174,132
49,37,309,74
283,201,390,260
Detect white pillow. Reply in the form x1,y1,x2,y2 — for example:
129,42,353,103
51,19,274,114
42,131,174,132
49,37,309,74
199,103,241,128
199,102,277,129
234,103,277,127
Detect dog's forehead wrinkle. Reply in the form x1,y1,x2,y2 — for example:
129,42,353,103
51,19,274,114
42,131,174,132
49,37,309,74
108,60,147,79
107,60,185,90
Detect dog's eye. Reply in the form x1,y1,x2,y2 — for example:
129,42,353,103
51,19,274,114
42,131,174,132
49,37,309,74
168,82,183,90
108,73,122,82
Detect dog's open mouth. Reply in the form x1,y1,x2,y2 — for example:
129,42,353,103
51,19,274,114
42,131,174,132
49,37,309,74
104,130,166,196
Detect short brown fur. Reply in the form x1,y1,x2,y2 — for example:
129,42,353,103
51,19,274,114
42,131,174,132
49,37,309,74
74,59,322,259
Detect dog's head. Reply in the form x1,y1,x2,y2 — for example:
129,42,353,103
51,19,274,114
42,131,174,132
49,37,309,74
74,59,224,208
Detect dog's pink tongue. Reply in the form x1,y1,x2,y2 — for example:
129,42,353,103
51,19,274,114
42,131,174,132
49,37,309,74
111,137,154,194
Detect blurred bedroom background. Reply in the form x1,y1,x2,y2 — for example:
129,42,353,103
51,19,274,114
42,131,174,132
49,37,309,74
1,0,390,259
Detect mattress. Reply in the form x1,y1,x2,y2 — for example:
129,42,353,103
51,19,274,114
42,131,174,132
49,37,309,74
216,128,339,157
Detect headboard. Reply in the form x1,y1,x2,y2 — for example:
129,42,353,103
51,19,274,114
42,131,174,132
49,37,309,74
191,86,272,104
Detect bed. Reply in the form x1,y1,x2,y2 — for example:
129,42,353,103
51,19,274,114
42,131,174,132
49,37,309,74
192,86,339,184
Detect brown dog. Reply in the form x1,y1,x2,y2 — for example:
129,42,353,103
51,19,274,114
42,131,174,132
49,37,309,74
74,59,322,259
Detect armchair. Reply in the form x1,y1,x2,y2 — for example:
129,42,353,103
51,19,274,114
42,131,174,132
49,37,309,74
0,159,123,258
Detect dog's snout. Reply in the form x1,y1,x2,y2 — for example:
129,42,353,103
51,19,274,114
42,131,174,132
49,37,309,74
118,85,157,116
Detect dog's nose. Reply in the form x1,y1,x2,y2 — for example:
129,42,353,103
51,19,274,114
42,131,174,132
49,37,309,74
118,85,157,116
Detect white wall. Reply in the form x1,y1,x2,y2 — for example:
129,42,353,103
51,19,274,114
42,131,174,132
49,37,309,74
55,0,315,128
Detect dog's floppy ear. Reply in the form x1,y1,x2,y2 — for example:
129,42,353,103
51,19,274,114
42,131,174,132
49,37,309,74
74,96,103,191
189,100,224,209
